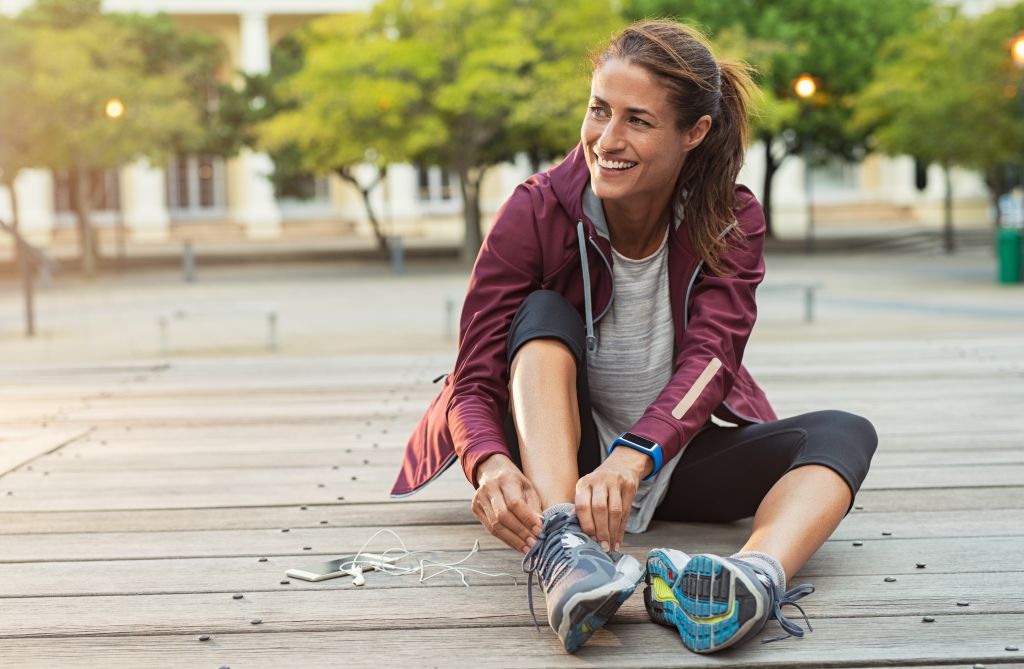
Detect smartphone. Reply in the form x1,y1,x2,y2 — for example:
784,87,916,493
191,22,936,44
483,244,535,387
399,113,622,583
285,553,399,582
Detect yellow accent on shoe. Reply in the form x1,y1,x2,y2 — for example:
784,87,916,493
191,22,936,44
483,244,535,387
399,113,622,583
652,576,678,603
683,597,737,625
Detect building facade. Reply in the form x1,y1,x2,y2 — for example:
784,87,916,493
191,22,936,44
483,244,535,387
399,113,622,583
0,0,1007,254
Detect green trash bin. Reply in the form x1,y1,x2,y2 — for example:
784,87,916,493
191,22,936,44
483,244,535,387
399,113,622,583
998,227,1022,284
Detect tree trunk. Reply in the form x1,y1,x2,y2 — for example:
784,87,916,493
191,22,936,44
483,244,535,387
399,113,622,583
4,177,20,268
761,137,780,239
337,166,388,253
942,163,955,255
70,166,97,277
458,165,486,265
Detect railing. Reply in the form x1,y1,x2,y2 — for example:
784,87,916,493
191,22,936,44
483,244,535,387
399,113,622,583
0,219,58,337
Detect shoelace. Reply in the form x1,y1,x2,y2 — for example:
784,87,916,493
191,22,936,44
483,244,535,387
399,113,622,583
521,512,578,631
760,577,816,644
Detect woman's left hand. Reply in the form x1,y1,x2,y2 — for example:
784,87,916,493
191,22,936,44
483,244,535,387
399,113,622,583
575,448,652,551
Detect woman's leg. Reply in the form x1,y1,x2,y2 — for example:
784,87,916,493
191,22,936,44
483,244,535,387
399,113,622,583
509,338,580,508
738,464,851,580
503,291,641,654
646,410,877,652
654,409,878,579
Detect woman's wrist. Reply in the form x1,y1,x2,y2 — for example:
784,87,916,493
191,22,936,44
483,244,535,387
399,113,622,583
606,446,653,480
475,452,514,485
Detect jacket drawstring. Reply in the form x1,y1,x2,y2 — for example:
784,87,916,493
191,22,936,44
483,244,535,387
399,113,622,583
577,221,597,353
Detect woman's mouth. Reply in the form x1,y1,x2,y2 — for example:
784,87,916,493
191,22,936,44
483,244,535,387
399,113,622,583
594,151,637,171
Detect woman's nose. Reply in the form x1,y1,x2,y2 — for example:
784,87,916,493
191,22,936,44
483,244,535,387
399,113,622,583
599,121,627,151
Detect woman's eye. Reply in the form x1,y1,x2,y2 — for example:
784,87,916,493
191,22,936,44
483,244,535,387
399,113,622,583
589,106,609,118
630,117,650,127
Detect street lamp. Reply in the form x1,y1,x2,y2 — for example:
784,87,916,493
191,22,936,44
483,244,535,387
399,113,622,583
104,97,126,265
105,97,125,120
1011,31,1024,67
794,73,818,254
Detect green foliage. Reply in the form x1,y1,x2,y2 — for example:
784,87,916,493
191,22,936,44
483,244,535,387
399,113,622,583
5,0,228,274
856,4,1024,171
260,0,624,254
0,17,42,187
627,0,932,157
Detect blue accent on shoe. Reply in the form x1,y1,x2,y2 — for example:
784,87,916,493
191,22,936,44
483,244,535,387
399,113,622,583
643,550,815,654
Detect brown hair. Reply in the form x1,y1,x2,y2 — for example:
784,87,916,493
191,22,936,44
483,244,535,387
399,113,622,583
592,21,755,276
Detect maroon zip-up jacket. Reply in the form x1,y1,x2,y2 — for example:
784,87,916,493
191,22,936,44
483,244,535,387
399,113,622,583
391,143,777,498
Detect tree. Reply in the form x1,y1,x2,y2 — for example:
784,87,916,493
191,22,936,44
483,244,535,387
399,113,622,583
18,0,219,276
0,17,43,262
854,4,1024,252
262,0,624,261
626,0,931,236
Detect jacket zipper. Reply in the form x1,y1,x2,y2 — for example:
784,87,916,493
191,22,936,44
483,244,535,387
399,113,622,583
587,234,614,322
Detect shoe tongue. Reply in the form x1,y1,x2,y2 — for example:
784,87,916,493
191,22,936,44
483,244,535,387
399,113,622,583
753,569,774,591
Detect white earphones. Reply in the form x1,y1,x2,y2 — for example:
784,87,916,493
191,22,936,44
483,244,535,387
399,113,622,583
348,566,365,586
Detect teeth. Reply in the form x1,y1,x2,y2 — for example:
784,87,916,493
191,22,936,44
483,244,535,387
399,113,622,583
595,152,636,170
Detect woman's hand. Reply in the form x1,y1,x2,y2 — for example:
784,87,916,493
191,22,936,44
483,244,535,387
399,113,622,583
472,453,543,554
575,448,651,551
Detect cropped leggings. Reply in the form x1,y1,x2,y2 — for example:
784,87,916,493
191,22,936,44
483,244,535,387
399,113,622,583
502,290,878,521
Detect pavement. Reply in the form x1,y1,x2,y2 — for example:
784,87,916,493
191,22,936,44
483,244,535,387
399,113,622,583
0,230,1021,366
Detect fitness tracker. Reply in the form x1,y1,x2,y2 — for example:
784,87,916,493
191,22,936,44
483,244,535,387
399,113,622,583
608,432,663,481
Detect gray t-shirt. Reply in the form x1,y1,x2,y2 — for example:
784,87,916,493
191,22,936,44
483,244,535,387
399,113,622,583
583,188,687,533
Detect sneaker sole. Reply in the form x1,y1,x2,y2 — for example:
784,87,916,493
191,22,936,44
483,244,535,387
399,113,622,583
645,551,765,653
558,554,644,653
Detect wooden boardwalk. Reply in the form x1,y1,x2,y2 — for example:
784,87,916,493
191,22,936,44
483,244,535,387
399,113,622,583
1,337,1023,668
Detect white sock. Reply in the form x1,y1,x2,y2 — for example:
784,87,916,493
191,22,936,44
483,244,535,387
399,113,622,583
731,551,786,592
542,502,576,520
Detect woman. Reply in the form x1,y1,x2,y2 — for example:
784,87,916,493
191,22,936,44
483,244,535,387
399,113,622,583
391,20,877,655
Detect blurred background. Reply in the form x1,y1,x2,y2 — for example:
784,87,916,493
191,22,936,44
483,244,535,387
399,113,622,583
0,0,1022,364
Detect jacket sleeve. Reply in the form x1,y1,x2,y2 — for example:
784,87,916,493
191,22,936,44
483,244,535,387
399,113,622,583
446,186,544,486
627,188,767,467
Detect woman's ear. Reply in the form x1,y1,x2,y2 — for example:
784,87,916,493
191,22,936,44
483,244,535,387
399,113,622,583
682,115,713,152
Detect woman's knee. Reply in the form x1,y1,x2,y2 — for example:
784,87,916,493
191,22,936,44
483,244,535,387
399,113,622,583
508,290,586,366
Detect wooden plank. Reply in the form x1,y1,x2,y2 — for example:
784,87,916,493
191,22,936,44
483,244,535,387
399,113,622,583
1,614,1022,669
0,571,1018,639
2,464,1022,512
851,486,1024,512
0,496,1019,535
0,428,88,476
28,446,1024,472
0,520,1019,574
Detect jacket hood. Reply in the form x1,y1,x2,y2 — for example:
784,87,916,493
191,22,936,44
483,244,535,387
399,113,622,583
547,143,591,224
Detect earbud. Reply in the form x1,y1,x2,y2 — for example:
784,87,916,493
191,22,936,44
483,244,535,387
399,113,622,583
349,566,365,586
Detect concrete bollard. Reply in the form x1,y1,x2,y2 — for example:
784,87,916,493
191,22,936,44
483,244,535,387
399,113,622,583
444,295,456,340
183,241,196,283
389,236,404,276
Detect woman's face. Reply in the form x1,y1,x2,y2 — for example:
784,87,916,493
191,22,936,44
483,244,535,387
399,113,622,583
581,58,708,207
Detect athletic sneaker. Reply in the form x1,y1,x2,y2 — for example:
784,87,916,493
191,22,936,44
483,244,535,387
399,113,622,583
644,549,815,653
522,509,644,653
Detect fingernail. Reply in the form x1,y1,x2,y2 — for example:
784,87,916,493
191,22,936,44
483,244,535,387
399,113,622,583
527,537,536,547
532,526,542,536
601,541,610,551
521,546,529,555
614,542,620,551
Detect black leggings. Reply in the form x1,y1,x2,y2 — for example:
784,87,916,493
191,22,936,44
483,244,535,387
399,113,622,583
503,290,878,521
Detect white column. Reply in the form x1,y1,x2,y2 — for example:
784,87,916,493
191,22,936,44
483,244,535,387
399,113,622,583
121,159,170,242
231,11,282,238
13,169,55,245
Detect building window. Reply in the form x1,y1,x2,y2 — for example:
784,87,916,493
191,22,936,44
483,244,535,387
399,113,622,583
166,154,226,217
277,173,330,202
276,172,333,219
416,165,459,215
53,168,121,217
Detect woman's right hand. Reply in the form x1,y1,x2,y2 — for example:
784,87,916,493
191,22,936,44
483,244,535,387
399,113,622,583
472,453,544,554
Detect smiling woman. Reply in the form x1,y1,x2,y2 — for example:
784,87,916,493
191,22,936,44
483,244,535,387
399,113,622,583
393,19,877,657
